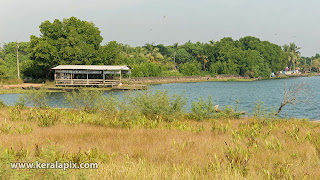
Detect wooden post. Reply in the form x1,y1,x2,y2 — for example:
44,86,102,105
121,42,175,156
129,70,131,85
87,70,89,85
173,51,176,70
103,71,105,85
119,70,122,85
71,71,73,85
16,40,20,79
54,71,56,84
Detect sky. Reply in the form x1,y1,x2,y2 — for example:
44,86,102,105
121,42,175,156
1,0,319,56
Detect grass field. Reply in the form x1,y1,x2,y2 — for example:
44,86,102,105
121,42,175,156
0,90,319,179
0,107,319,179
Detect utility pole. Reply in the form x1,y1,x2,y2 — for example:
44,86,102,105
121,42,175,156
16,40,20,79
173,43,178,70
173,51,176,70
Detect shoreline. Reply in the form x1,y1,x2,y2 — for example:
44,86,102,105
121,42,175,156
0,73,318,94
123,73,319,85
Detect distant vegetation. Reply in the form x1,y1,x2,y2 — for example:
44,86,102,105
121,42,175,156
0,16,319,82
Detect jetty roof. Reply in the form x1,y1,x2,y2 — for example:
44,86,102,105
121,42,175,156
52,65,131,71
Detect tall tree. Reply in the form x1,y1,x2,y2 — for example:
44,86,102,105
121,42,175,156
143,43,163,63
99,41,124,65
2,42,30,79
0,44,4,59
27,17,103,79
283,43,301,71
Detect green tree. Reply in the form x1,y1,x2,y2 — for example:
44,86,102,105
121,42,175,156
27,17,103,79
2,42,30,79
179,61,201,76
131,62,164,77
0,44,5,59
239,36,287,72
311,58,320,72
175,48,193,64
99,41,124,65
0,58,8,79
283,43,301,71
172,43,178,70
143,43,163,63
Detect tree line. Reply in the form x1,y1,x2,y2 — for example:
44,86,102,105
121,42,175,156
0,17,319,82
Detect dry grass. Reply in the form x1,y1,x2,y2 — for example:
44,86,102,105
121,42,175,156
0,108,320,179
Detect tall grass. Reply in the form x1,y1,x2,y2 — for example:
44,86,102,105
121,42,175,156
0,115,319,179
62,89,241,124
0,99,6,108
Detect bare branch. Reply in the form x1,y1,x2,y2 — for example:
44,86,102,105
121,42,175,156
276,79,310,115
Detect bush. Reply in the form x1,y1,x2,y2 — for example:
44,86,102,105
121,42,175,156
9,106,23,121
30,109,59,127
131,90,187,121
0,99,6,108
178,61,201,76
131,62,165,77
21,90,50,108
64,89,103,113
189,96,215,121
14,95,26,108
161,70,183,77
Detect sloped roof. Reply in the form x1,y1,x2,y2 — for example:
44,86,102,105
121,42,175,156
52,65,131,70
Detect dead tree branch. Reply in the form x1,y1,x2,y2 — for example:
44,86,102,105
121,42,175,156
276,79,310,115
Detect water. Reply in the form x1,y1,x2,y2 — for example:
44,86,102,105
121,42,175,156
0,76,319,120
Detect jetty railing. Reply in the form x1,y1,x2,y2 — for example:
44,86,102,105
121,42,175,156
55,79,119,87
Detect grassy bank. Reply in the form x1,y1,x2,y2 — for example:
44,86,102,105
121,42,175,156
0,108,319,179
144,78,256,85
0,85,112,94
0,90,319,179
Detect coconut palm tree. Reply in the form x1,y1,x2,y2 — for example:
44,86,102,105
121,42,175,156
283,43,301,71
143,43,163,63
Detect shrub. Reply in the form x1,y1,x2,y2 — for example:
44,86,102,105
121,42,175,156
131,62,165,77
21,90,50,108
0,99,6,108
131,90,187,121
64,89,103,113
28,109,59,127
161,70,183,77
178,61,201,76
100,94,118,115
189,96,215,121
14,95,27,108
9,106,23,121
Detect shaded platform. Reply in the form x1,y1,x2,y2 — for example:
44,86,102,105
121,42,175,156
52,65,132,87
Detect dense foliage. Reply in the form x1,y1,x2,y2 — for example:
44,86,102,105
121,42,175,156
300,53,320,73
27,17,103,79
0,17,319,82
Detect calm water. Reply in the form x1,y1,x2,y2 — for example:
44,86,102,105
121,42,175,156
0,76,319,120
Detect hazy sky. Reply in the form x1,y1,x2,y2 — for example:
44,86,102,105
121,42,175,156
1,0,319,56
